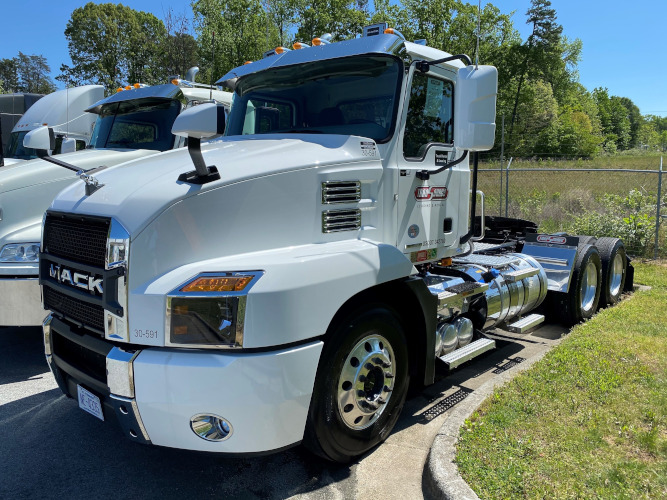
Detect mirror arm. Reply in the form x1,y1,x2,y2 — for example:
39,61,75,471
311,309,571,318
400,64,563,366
416,54,472,74
416,150,468,180
36,149,80,172
178,137,221,185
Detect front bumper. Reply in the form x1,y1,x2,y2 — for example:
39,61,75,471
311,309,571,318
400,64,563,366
0,276,46,326
44,314,324,454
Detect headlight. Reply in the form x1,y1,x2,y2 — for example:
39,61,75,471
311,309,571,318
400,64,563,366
0,242,41,262
166,271,262,349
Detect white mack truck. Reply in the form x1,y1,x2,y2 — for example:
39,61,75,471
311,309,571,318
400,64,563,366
0,76,231,327
38,25,631,463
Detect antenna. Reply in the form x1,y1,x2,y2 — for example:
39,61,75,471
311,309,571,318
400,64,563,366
210,31,215,100
475,0,481,68
66,78,69,138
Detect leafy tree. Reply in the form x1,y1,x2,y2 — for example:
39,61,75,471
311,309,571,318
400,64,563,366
594,88,632,151
0,58,18,92
618,96,641,148
262,0,301,47
192,0,277,86
294,0,370,43
508,0,564,140
162,8,200,80
0,53,55,94
59,2,167,90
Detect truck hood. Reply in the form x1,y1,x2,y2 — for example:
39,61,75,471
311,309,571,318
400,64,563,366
50,134,379,235
0,148,162,247
0,148,158,194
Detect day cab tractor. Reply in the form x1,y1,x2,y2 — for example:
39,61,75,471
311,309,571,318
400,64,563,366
37,25,631,463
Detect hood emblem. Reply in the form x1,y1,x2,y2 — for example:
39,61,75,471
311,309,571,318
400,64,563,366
76,169,104,196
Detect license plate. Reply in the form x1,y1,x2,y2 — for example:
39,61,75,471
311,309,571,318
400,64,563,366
77,385,104,421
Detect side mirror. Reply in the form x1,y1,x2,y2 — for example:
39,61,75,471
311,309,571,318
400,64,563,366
454,65,498,151
172,103,226,185
60,137,77,154
172,102,226,139
24,126,55,154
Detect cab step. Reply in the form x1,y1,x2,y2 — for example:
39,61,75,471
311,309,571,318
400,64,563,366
439,338,496,369
507,313,544,333
503,267,540,282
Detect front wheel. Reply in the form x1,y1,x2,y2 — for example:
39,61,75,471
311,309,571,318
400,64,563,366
303,306,409,463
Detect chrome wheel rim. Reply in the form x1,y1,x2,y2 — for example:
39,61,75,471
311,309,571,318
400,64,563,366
609,253,624,296
580,260,598,312
337,334,395,431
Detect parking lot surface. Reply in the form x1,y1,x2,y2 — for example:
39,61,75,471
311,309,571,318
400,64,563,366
0,323,566,499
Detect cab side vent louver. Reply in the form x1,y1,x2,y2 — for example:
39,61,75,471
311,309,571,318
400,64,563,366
322,209,361,233
321,181,361,204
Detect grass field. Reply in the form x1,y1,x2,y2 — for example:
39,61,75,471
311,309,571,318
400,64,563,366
455,261,667,499
473,154,666,257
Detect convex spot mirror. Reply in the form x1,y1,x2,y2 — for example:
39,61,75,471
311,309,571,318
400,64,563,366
23,125,55,153
60,137,77,154
172,102,227,139
454,65,498,151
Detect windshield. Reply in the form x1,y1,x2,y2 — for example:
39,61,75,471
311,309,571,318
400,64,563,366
89,98,181,151
6,131,36,160
226,55,403,142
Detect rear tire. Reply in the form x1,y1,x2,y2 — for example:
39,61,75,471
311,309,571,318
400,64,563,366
596,237,627,306
563,244,602,326
303,306,409,463
577,235,597,247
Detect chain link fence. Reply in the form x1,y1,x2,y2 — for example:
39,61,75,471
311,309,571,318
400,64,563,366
476,156,665,258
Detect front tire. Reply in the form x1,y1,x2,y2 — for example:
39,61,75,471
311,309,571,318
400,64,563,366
303,306,409,463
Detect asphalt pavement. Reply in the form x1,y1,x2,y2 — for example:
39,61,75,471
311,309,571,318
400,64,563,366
0,323,567,499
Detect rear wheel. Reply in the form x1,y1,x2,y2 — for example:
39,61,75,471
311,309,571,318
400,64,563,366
563,244,602,326
303,306,409,463
596,237,627,306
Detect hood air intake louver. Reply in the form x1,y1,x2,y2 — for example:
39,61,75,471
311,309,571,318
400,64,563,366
321,181,361,204
322,209,361,233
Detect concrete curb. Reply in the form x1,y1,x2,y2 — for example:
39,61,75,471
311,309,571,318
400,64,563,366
422,347,558,500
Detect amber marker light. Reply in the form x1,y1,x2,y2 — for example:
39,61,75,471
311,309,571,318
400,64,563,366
116,87,123,92
133,83,141,88
293,42,309,50
312,38,323,46
384,28,395,34
244,61,252,65
181,276,253,293
275,46,289,54
171,79,179,85
439,258,453,267
125,85,131,90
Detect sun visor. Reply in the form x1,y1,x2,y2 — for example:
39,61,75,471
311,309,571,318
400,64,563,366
217,34,405,90
85,84,184,114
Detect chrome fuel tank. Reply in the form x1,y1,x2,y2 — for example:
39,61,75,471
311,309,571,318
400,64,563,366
452,253,548,329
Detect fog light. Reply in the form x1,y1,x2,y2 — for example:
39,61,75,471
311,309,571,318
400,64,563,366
190,414,233,442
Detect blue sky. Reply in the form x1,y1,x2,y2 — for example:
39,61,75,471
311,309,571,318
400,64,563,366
1,1,666,116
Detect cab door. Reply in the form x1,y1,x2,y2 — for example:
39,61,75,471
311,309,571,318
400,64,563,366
396,65,470,264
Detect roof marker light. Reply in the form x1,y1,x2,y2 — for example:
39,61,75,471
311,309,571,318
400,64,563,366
125,85,131,90
244,61,253,65
171,79,179,85
293,42,310,50
384,28,405,39
275,46,290,54
312,33,333,46
133,83,141,89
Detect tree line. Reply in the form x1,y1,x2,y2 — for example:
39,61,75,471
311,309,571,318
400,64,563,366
1,0,665,157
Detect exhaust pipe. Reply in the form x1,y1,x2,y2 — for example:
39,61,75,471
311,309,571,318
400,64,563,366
185,66,200,83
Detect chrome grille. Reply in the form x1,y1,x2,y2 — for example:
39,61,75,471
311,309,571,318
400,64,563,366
322,209,361,233
44,213,109,268
321,181,361,204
